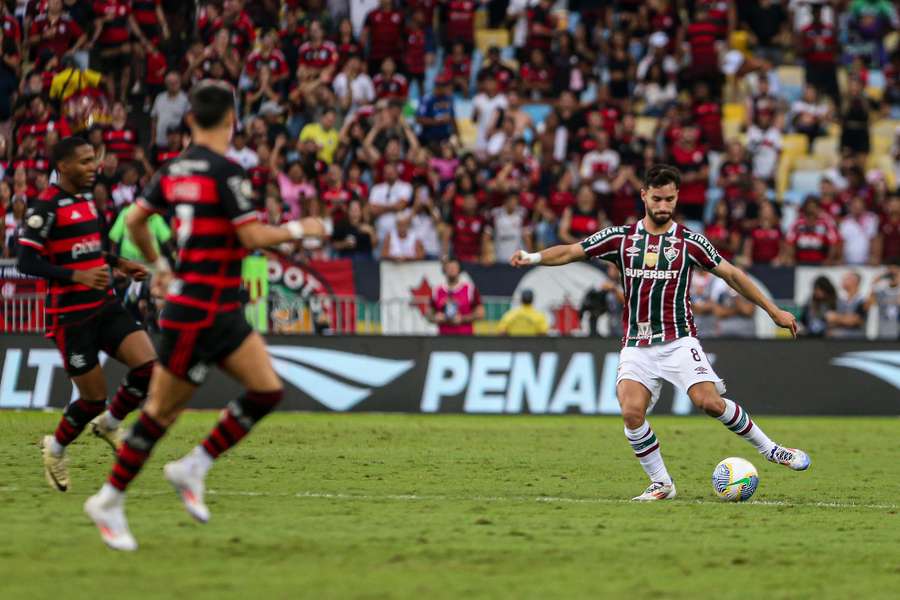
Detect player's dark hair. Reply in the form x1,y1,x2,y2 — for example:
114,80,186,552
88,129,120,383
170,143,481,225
51,136,91,167
189,80,235,129
643,164,681,189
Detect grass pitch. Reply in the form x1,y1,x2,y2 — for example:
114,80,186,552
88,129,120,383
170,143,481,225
1,411,898,599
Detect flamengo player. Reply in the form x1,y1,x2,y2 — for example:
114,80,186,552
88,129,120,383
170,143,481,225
17,137,156,492
511,165,810,501
84,80,325,551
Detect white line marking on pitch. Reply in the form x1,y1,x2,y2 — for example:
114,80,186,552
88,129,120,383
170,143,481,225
0,485,893,510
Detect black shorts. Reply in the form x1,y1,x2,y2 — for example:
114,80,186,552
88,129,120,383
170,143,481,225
96,46,132,72
158,310,253,385
51,302,144,376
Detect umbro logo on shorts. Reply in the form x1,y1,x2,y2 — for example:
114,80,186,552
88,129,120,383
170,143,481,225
694,366,708,374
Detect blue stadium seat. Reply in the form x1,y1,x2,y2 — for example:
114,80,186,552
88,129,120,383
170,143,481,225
469,49,483,95
522,103,552,127
868,70,885,90
567,11,580,33
454,97,474,120
703,187,723,223
789,169,824,197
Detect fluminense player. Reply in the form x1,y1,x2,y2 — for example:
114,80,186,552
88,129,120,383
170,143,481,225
17,137,156,492
84,80,325,550
511,164,810,501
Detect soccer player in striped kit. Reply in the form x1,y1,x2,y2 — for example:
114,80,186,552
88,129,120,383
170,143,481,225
17,137,157,492
84,80,324,551
512,165,810,501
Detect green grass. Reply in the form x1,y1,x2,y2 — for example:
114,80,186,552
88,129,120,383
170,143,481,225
1,411,898,599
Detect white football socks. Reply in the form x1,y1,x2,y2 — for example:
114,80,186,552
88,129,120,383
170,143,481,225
625,422,672,484
717,398,776,455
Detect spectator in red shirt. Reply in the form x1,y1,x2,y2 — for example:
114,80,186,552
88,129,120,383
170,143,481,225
685,4,722,92
704,200,740,261
478,46,516,93
444,0,477,51
520,48,553,100
27,0,86,62
403,10,430,95
373,58,409,101
874,196,900,264
668,125,708,221
91,0,144,103
741,201,784,266
362,0,404,74
297,21,337,84
103,102,138,164
448,193,488,262
198,0,255,57
800,3,840,106
786,196,840,265
559,184,606,244
249,29,291,90
717,140,752,206
131,0,169,46
15,95,71,153
333,17,362,72
692,81,723,151
526,0,556,53
442,42,472,94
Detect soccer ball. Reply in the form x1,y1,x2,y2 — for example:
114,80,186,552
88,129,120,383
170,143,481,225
712,457,759,502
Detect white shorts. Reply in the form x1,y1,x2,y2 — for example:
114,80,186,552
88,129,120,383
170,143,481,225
616,336,726,411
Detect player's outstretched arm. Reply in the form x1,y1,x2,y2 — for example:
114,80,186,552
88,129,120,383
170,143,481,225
712,258,798,338
510,243,586,267
235,217,326,250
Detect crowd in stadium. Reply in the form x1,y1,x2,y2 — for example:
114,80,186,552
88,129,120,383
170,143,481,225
0,0,898,336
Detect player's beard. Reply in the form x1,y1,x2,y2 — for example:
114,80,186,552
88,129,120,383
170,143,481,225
648,207,673,226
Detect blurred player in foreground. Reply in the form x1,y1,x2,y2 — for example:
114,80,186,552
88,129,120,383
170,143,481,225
512,164,810,501
18,137,155,492
85,80,325,550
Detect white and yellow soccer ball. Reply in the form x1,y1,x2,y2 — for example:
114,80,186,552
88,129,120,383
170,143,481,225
712,457,759,502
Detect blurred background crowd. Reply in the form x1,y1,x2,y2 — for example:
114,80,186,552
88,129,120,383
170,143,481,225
0,0,898,338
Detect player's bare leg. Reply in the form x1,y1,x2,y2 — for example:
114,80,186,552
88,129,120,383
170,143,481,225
85,365,196,551
618,380,676,501
90,331,157,451
688,382,810,471
164,332,284,524
41,366,108,492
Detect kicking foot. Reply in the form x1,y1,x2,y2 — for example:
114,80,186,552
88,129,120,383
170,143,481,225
164,458,210,524
765,446,810,471
84,487,137,552
90,412,124,453
632,480,676,501
40,435,69,492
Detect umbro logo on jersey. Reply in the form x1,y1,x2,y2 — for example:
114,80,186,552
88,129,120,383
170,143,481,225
625,246,641,256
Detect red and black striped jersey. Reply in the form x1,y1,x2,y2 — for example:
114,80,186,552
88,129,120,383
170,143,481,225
2,14,21,44
92,1,132,46
154,148,180,166
297,41,337,72
28,14,83,59
137,145,257,330
246,49,290,79
16,115,72,150
581,221,722,347
102,125,138,163
131,0,161,27
18,185,114,326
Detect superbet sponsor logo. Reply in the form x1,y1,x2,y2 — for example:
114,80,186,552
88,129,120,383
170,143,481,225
624,267,679,279
72,239,102,259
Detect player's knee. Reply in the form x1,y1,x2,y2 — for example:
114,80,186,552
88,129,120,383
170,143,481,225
620,402,646,429
240,389,284,421
690,388,724,416
125,361,154,396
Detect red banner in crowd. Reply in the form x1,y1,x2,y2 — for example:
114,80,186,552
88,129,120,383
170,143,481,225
267,255,357,333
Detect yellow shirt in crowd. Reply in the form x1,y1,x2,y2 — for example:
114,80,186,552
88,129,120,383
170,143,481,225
496,305,549,336
299,123,339,164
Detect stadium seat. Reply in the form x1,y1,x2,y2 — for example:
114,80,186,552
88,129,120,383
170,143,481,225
566,10,580,33
475,29,510,54
789,169,825,197
468,49,483,94
456,117,477,148
522,103,552,127
454,97,474,120
782,133,809,159
635,116,658,139
475,9,488,30
723,103,746,125
865,86,884,102
812,136,839,160
722,119,742,142
792,155,829,170
868,70,886,90
776,65,804,97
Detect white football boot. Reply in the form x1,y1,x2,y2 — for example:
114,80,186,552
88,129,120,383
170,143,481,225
84,486,138,552
164,457,211,524
40,435,69,492
632,480,677,501
89,412,124,452
765,446,811,471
